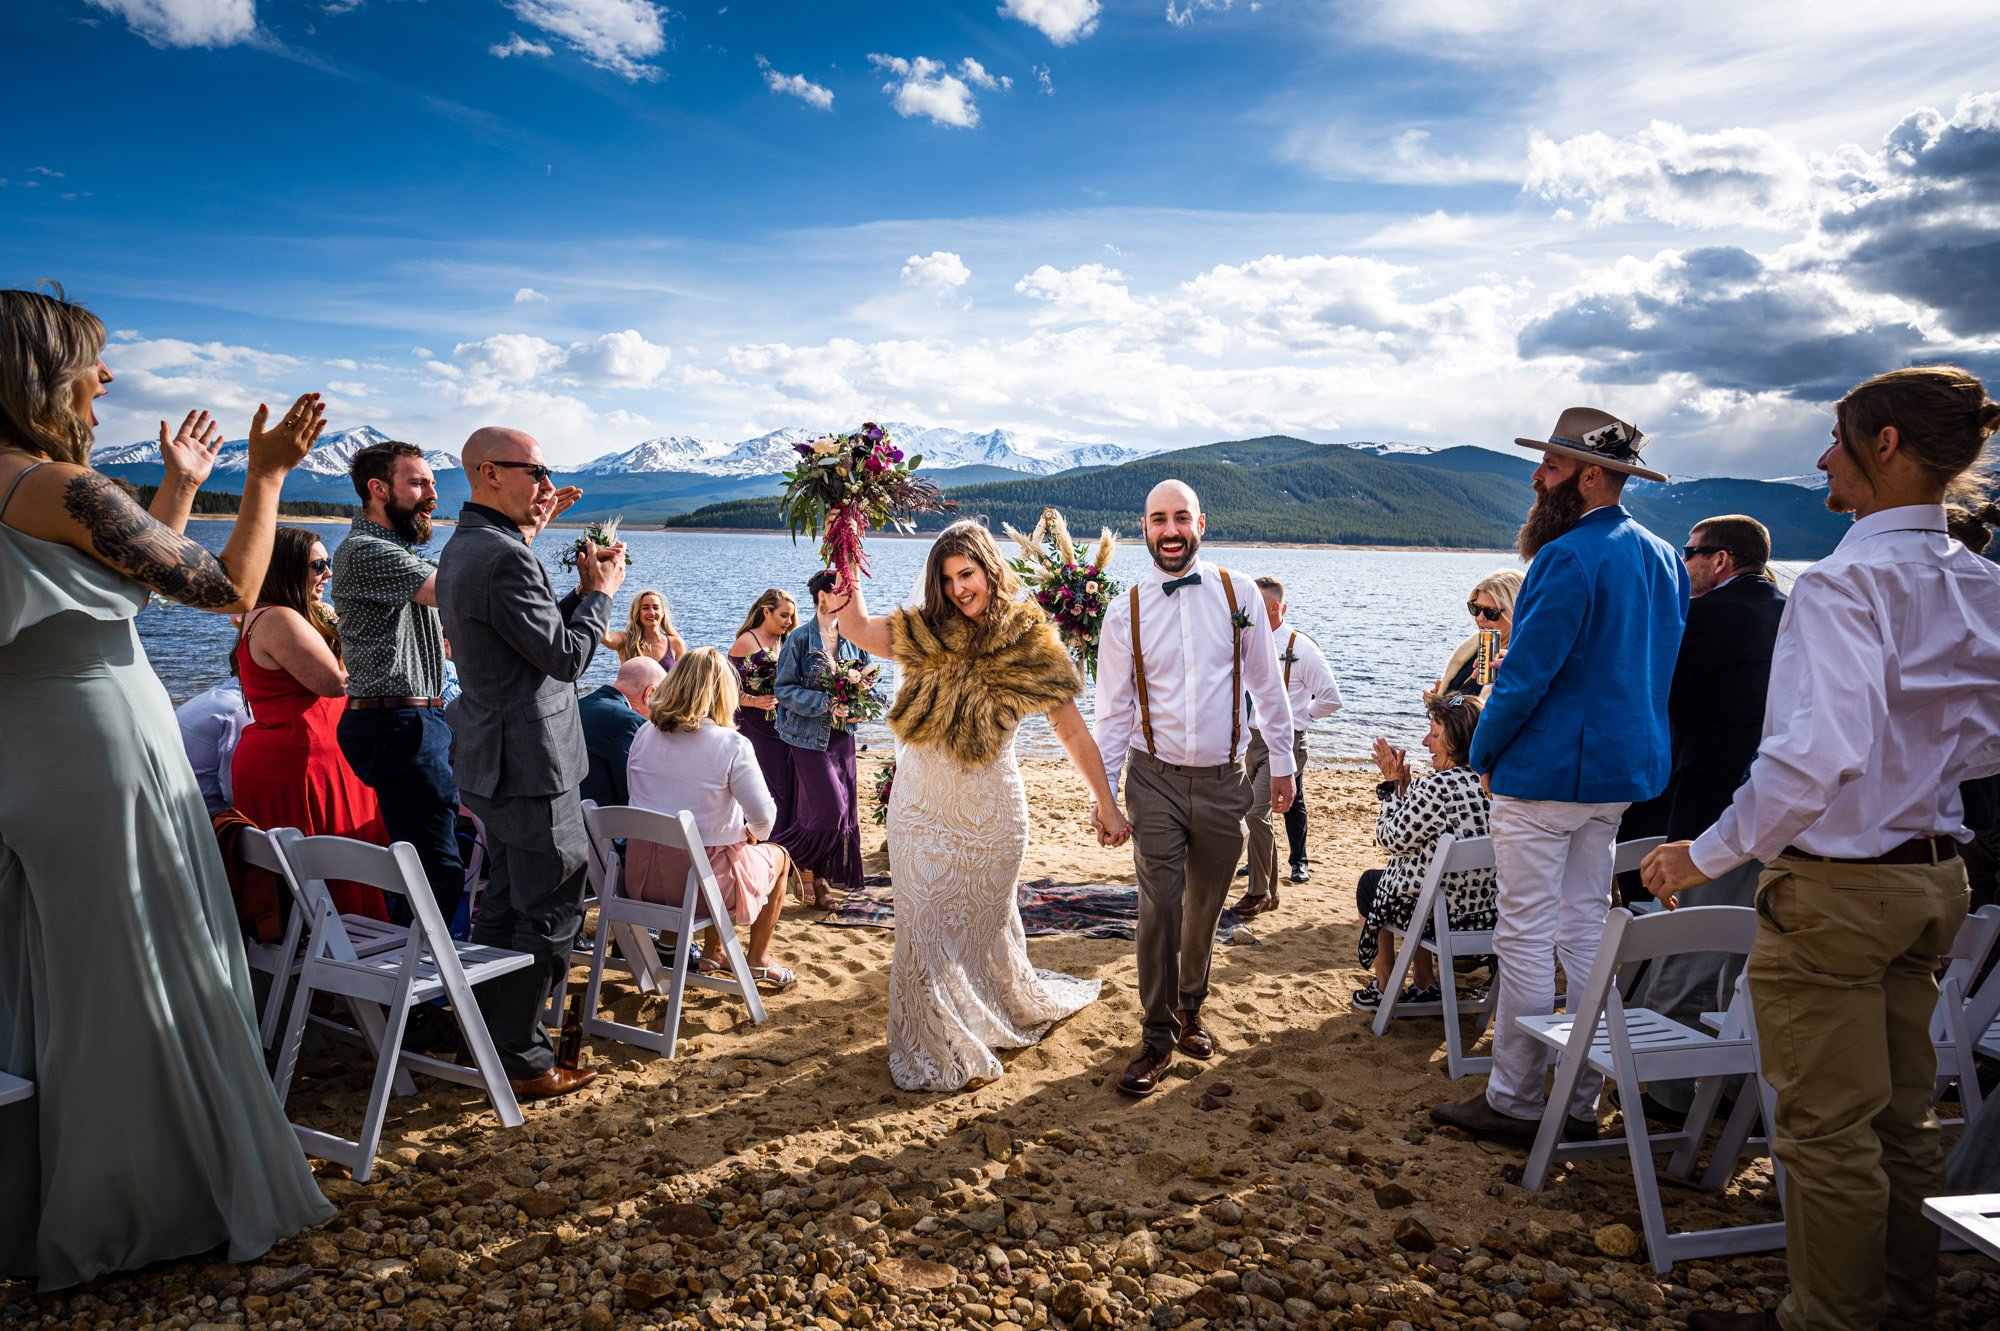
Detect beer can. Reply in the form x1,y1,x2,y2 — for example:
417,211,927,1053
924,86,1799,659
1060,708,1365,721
1476,628,1501,686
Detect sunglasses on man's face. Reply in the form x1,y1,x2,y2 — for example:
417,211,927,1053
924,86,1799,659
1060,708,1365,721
309,558,331,574
488,459,553,484
1682,544,1726,560
1467,603,1504,621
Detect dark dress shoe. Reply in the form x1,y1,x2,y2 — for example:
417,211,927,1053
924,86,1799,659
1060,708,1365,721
1118,1045,1173,1097
1429,1093,1543,1143
1288,863,1310,883
1687,1310,1781,1331
509,1066,597,1100
1228,890,1276,917
1175,1009,1214,1060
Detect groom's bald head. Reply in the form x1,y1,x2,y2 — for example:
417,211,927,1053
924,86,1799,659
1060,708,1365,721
1144,478,1205,574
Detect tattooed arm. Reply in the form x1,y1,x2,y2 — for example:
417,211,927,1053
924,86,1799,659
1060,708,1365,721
0,394,324,614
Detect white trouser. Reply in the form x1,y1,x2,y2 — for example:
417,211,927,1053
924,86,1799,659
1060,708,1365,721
1484,795,1629,1121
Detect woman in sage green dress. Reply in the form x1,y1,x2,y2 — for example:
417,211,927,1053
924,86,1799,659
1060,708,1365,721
0,287,335,1290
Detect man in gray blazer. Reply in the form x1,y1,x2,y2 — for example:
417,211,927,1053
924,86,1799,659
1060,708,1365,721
437,426,624,1099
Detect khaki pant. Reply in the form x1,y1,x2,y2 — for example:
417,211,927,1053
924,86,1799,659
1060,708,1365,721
1125,750,1252,1053
1750,854,1969,1331
1244,729,1309,899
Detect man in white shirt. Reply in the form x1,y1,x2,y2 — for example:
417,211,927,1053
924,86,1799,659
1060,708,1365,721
1645,366,2000,1331
1094,480,1295,1096
1232,576,1341,915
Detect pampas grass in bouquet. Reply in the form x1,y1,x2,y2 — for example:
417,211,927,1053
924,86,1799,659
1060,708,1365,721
1006,507,1121,679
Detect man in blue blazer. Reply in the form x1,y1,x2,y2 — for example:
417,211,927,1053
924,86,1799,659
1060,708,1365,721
1431,407,1689,1144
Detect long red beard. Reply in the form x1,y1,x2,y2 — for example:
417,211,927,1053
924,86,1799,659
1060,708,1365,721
1517,473,1587,559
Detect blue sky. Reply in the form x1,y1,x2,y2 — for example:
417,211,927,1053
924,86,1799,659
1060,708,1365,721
4,0,1998,477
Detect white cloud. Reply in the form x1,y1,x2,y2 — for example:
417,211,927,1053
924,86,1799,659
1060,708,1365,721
326,380,371,396
30,167,65,178
86,0,256,47
451,329,673,389
756,55,834,110
514,286,550,303
489,32,554,59
453,333,566,383
868,54,1009,129
505,0,666,82
1033,64,1054,96
900,251,972,292
998,0,1099,46
1165,0,1230,27
1525,121,1830,229
110,337,303,377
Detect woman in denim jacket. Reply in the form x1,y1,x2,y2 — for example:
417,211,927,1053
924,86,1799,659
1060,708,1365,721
774,569,874,906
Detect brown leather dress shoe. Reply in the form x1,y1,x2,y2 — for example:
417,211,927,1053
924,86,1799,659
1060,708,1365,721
1228,890,1276,917
1175,1009,1214,1060
509,1066,597,1100
1118,1044,1173,1097
1686,1309,1781,1331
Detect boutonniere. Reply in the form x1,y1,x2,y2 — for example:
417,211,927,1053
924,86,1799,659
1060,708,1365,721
1231,608,1253,631
1280,647,1300,665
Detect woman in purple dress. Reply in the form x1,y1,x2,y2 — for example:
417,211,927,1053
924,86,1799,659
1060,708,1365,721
773,570,873,908
729,587,797,836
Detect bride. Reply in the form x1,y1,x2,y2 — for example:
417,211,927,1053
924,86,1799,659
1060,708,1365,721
832,520,1131,1092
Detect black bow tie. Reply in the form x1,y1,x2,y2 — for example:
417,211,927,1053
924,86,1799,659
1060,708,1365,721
1162,572,1202,595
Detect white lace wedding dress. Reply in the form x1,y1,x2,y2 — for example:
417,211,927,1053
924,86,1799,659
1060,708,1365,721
885,728,1101,1092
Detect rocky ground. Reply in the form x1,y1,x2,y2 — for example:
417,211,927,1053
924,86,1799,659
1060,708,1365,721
7,763,1997,1329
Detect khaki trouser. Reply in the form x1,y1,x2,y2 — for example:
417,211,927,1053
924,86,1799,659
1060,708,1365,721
1245,729,1309,900
1750,854,1969,1331
1125,749,1253,1053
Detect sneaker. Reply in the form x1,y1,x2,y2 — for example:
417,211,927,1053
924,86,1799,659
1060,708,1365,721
1399,984,1443,1004
1352,981,1385,1010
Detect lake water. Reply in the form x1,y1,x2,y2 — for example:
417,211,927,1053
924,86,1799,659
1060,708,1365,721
142,521,1804,767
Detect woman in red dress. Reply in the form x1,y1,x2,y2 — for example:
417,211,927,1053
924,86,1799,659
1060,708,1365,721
231,526,389,919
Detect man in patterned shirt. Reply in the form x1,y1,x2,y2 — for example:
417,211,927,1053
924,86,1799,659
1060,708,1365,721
331,440,464,926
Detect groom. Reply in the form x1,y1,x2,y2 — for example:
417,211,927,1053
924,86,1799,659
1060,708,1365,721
1094,479,1295,1096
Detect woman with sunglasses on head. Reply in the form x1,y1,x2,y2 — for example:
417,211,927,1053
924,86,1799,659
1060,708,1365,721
231,526,391,920
1437,567,1523,700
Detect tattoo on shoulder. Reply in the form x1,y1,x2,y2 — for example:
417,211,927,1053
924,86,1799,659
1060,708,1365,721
61,472,237,609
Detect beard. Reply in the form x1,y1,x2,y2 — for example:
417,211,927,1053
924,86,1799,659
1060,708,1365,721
1147,529,1201,573
386,496,435,545
1516,470,1588,560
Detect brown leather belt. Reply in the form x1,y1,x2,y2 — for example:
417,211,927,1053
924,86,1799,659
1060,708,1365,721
347,696,446,711
1780,835,1960,866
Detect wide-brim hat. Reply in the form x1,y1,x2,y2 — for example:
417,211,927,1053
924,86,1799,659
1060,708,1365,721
1512,407,1666,483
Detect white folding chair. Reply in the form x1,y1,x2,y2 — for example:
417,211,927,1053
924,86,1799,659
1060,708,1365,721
1371,833,1499,1078
1516,905,1785,1271
235,826,403,1050
271,831,535,1182
579,800,668,996
0,1073,32,1107
1934,904,2000,1129
579,804,768,1059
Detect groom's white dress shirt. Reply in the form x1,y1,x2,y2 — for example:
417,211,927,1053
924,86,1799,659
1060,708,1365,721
1095,557,1294,802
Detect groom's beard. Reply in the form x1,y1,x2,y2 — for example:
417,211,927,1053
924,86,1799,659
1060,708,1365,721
1516,471,1587,560
1148,530,1200,574
387,497,435,545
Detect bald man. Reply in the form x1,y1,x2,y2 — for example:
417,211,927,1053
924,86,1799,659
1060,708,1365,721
436,426,621,1100
578,655,667,808
1094,479,1295,1096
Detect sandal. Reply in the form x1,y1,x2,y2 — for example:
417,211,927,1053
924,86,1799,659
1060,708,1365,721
812,884,837,910
749,963,797,991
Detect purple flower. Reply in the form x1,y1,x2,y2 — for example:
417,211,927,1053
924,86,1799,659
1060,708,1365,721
794,442,815,456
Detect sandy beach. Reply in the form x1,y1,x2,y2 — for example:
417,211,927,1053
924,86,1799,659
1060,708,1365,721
7,761,1995,1329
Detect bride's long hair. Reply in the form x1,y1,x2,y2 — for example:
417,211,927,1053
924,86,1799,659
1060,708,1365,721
916,520,1025,641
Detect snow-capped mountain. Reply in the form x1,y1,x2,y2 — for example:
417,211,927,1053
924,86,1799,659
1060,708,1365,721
93,426,459,476
573,422,1147,478
1767,473,1830,490
1345,440,1444,458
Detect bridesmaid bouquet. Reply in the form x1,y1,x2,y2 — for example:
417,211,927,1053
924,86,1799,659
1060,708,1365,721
558,518,633,572
1005,507,1121,679
871,758,896,825
737,648,778,698
778,422,956,586
819,654,885,732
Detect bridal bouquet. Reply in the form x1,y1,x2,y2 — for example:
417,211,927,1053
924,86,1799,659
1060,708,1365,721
778,423,956,586
818,654,885,732
871,758,896,825
557,518,633,572
1005,507,1121,679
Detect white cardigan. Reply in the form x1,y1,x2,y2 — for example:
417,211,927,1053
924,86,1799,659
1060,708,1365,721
626,719,777,848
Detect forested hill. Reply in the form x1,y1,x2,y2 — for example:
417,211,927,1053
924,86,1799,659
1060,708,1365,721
663,436,1854,558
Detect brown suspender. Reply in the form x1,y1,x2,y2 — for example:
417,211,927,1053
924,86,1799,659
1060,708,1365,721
1283,630,1297,689
1129,570,1247,765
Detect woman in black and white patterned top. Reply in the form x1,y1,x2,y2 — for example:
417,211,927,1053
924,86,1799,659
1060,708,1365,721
1353,690,1495,1009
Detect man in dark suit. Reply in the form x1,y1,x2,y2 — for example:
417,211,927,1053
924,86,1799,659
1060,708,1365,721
1636,514,1787,1118
578,656,665,808
437,426,624,1099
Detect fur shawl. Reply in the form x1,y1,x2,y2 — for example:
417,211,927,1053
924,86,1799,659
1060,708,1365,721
888,599,1083,766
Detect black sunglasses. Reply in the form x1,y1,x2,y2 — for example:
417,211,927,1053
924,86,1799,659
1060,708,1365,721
1682,544,1727,559
487,459,553,483
309,557,331,574
1467,603,1504,621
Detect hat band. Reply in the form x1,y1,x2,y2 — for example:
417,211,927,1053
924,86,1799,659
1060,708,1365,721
1549,431,1641,463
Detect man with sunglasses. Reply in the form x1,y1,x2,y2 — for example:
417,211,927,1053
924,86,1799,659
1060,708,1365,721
436,426,618,1100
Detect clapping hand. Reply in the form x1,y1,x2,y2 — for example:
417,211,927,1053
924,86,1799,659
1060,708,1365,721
158,409,225,484
575,540,628,597
1370,737,1411,792
246,393,325,474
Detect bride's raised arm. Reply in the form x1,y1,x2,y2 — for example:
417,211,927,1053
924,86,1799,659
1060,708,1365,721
829,576,898,658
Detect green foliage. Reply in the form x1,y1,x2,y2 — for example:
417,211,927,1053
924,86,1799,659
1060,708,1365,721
133,485,359,518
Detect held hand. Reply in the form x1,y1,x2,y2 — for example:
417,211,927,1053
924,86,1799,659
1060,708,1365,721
1099,805,1133,848
1640,840,1711,910
159,409,224,483
1269,773,1297,816
246,393,325,474
747,694,778,712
